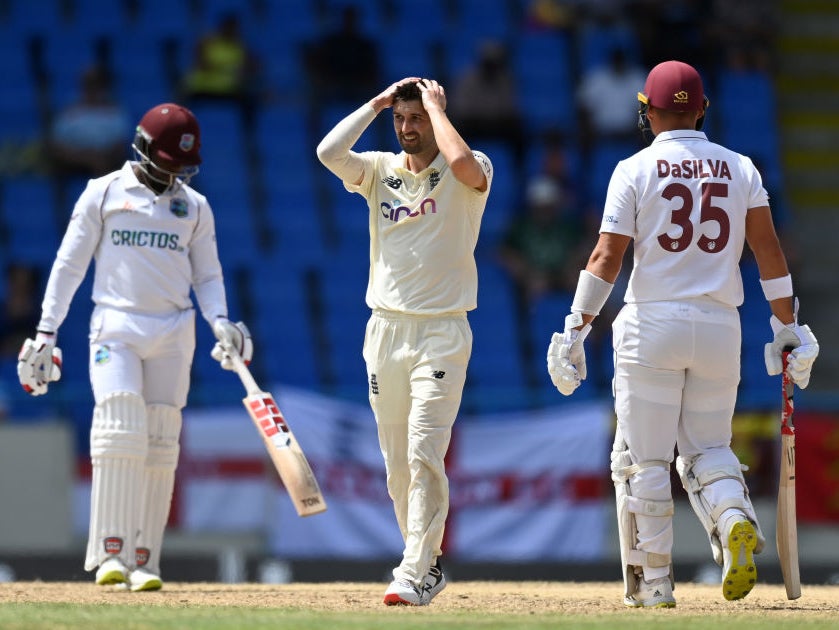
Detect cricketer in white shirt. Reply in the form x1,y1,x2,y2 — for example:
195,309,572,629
318,78,492,606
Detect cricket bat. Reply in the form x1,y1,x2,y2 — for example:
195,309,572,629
777,349,801,600
223,345,327,517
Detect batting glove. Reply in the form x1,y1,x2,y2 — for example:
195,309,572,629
547,314,592,396
212,319,253,370
765,315,819,389
17,331,63,396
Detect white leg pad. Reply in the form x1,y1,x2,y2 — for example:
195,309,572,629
676,448,766,566
84,392,147,571
136,404,182,575
612,443,674,597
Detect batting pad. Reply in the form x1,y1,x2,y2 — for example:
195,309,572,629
85,392,148,571
136,404,182,575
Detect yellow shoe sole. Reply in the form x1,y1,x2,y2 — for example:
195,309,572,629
95,569,127,586
723,520,758,601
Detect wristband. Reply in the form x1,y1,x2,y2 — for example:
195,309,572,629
570,270,614,316
760,274,793,302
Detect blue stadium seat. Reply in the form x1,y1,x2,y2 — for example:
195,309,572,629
248,258,321,390
1,177,61,266
475,141,518,244
465,261,531,411
586,139,639,209
716,68,782,194
264,0,319,47
513,31,575,135
576,21,641,73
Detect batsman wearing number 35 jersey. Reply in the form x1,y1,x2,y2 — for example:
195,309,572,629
547,61,818,607
318,77,491,607
16,103,253,592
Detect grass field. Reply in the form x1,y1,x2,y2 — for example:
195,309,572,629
2,581,838,629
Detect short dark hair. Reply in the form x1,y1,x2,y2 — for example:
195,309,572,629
394,81,422,103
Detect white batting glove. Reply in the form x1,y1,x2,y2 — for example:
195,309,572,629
212,319,253,370
764,315,818,389
547,314,592,396
17,332,63,396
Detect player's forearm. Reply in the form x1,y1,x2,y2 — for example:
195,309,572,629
316,104,375,184
427,108,485,189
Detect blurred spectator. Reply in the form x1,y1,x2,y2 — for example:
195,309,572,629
303,4,382,137
180,12,263,129
46,65,131,180
628,0,712,70
304,4,381,104
708,0,777,72
497,175,586,305
498,175,588,388
524,0,578,32
448,40,526,174
575,46,646,152
0,263,41,359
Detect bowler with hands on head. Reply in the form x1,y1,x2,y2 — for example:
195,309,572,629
317,76,492,606
546,61,818,608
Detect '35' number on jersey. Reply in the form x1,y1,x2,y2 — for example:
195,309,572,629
658,182,729,253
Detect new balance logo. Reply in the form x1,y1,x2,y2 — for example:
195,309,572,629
432,371,445,379
383,175,402,189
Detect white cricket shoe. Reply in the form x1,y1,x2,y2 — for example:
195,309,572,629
722,519,757,601
127,567,163,592
95,557,128,586
383,578,423,606
624,576,676,608
422,562,447,604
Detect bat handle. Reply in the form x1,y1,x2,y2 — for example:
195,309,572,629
219,339,261,395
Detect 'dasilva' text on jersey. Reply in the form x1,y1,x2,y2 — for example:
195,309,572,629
600,130,769,308
345,150,493,315
39,162,227,332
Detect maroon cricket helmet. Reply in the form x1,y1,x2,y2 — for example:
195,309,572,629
637,60,707,112
136,103,202,167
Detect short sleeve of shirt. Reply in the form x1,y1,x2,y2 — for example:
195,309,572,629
599,159,637,237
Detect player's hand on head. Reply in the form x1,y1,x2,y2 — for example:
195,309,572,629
418,78,446,111
212,318,253,370
17,331,62,396
373,77,421,109
547,316,591,396
764,315,818,388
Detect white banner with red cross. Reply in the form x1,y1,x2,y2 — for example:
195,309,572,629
73,388,613,561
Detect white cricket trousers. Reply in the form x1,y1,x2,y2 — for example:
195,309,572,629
612,297,741,577
363,309,472,585
88,305,195,406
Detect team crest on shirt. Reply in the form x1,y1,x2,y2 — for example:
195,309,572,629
429,171,440,190
94,345,111,365
170,198,188,217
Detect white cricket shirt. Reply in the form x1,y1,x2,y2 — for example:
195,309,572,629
345,149,492,314
39,161,228,332
600,130,769,308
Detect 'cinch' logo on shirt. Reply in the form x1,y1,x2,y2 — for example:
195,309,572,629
380,197,437,223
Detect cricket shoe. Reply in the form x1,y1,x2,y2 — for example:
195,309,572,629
624,576,676,608
422,561,447,604
95,557,128,586
116,568,163,592
383,578,424,606
722,519,757,601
